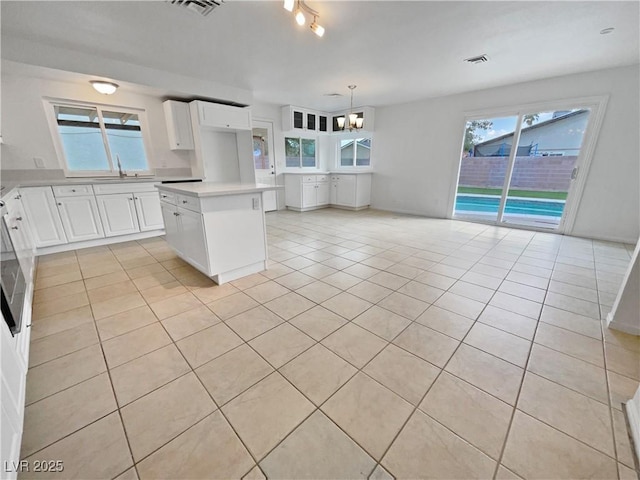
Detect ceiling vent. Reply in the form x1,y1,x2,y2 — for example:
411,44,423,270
464,54,489,64
169,0,223,17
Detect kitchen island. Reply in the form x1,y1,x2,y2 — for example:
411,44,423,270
156,182,281,284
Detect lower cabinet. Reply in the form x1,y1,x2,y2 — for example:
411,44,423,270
135,192,164,231
286,172,372,211
96,194,139,237
330,173,372,209
20,183,165,250
56,196,105,242
19,187,67,247
285,174,329,211
160,202,209,273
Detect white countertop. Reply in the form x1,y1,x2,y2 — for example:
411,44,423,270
156,182,283,198
283,170,373,175
1,177,201,192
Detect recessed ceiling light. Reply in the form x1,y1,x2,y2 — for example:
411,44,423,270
600,27,615,35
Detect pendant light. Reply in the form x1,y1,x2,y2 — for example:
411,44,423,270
337,85,363,131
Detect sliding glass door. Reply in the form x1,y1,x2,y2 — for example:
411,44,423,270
454,107,591,230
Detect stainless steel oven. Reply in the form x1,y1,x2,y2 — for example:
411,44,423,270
1,201,26,335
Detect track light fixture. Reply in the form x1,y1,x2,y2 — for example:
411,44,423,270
283,0,324,37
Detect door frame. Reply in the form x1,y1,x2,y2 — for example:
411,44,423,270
252,118,279,211
448,95,609,234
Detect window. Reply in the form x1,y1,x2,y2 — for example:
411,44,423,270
340,138,371,167
285,137,316,168
49,101,150,176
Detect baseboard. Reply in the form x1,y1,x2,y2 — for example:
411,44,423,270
35,230,164,256
607,312,640,336
624,390,640,470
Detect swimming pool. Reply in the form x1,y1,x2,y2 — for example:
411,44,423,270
455,195,565,217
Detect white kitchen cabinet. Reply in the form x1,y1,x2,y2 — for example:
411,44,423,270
282,106,329,133
163,100,194,150
160,200,209,273
160,202,182,254
330,173,372,210
285,174,330,211
194,101,251,130
96,194,140,237
56,196,105,242
176,207,209,272
135,192,164,231
19,187,67,247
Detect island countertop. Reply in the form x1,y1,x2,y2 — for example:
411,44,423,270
156,182,283,198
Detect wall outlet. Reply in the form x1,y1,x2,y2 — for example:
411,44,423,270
33,157,46,168
252,197,259,210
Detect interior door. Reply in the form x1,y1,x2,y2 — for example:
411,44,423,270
252,121,277,212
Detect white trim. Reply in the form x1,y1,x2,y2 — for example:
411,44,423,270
34,229,163,256
624,389,640,466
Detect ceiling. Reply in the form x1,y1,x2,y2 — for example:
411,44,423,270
1,1,639,110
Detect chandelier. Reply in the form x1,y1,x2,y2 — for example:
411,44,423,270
337,85,363,132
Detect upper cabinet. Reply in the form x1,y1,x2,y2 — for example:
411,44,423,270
282,106,329,133
282,105,374,133
163,100,195,150
193,101,252,131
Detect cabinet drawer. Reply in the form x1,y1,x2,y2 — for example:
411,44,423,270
159,191,176,205
176,194,201,212
316,175,328,183
302,175,316,183
52,185,94,197
93,183,158,195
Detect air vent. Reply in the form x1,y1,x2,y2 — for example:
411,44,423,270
169,0,223,16
464,54,489,64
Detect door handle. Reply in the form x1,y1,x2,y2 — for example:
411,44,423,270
571,167,579,180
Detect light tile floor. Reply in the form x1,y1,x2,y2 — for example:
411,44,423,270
22,208,640,479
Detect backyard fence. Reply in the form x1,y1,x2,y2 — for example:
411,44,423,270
459,156,577,192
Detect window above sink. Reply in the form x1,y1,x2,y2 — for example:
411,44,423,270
44,99,153,178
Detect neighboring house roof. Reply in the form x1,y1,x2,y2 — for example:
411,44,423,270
474,109,588,147
341,139,371,150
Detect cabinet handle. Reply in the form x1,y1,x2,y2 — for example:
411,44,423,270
128,197,133,201
134,197,139,200
182,200,188,204
11,226,18,230
14,195,21,200
16,217,22,221
71,189,76,192
57,202,62,206
0,201,5,208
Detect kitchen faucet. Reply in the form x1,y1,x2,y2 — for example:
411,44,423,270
116,154,127,178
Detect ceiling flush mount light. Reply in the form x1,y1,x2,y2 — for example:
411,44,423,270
284,0,324,37
600,27,615,35
90,80,119,95
337,85,363,132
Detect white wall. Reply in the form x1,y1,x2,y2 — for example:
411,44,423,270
1,60,194,174
372,65,640,243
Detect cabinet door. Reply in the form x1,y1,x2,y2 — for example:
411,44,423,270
19,187,67,247
306,112,316,131
160,202,181,254
56,196,104,242
330,179,338,205
96,194,140,237
198,101,251,130
316,182,329,206
163,100,194,150
293,110,304,129
319,115,328,132
177,207,209,273
5,201,35,282
302,183,317,208
336,175,357,207
134,192,164,231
